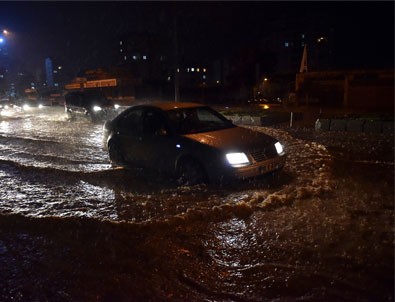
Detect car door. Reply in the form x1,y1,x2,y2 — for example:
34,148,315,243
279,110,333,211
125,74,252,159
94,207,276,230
138,108,180,173
115,107,144,165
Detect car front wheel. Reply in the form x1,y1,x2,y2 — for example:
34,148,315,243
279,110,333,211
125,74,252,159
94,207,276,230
108,140,124,167
176,158,206,185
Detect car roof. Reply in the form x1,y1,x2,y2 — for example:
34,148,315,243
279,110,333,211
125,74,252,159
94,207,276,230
135,101,206,111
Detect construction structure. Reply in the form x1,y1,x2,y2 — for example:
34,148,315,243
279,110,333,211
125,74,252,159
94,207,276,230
294,69,394,112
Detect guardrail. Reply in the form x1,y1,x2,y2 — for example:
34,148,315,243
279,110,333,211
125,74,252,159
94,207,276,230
223,112,303,127
315,118,394,134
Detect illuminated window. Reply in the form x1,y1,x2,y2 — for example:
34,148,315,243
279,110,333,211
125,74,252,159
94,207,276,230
120,49,123,52
191,68,195,72
202,75,206,79
197,68,200,72
284,42,289,47
143,55,147,60
133,56,137,60
124,56,127,61
203,68,207,72
120,41,123,45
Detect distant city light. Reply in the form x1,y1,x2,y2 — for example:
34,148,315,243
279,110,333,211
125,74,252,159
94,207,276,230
3,30,8,35
317,37,327,43
0,38,4,43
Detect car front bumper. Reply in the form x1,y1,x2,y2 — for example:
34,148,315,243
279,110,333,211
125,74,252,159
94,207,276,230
231,155,286,179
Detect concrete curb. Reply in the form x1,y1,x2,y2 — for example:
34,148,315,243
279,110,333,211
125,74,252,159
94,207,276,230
315,118,394,134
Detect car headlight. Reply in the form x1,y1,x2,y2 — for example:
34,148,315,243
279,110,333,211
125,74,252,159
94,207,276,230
114,104,120,109
23,104,30,110
93,105,102,112
226,152,250,167
275,142,284,155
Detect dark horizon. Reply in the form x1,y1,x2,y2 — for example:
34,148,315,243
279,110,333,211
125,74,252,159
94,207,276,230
0,1,394,75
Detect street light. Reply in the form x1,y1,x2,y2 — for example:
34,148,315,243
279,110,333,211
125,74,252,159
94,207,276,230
0,29,10,44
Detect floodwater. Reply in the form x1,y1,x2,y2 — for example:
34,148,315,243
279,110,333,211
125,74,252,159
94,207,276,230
0,106,393,301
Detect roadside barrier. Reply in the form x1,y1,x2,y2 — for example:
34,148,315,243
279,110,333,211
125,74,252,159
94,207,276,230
315,118,394,134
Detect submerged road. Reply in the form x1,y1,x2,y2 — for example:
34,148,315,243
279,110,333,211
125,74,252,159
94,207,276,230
0,106,393,301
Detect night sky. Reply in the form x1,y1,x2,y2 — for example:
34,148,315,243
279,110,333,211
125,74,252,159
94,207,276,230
0,1,394,75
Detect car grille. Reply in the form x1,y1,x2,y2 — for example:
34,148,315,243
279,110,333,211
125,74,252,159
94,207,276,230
249,145,278,162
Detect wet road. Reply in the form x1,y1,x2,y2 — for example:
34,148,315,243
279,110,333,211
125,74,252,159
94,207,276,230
0,106,393,301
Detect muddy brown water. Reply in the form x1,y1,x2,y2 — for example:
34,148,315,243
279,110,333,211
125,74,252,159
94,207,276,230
0,107,393,301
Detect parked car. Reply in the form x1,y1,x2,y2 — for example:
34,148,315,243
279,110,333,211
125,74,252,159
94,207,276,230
0,97,15,110
65,91,118,121
20,98,45,110
102,102,286,185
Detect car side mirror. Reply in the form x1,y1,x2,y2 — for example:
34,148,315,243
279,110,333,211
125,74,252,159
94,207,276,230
156,128,169,136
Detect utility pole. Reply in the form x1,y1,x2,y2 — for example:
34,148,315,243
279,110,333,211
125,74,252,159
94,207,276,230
174,12,180,102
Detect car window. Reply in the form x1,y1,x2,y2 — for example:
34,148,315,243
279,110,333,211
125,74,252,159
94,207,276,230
117,108,143,136
66,94,81,106
142,109,167,136
166,106,234,134
197,107,224,123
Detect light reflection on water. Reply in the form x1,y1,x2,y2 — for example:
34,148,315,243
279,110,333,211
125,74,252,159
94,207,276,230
207,218,251,268
0,168,118,219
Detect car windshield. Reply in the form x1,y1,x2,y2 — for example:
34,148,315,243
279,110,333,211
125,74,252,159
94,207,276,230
87,94,112,106
165,106,234,135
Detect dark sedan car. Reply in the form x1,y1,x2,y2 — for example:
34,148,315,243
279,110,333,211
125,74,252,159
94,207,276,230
65,91,119,121
102,102,286,185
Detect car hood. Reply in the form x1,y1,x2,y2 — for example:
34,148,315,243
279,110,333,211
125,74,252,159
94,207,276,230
184,126,277,152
